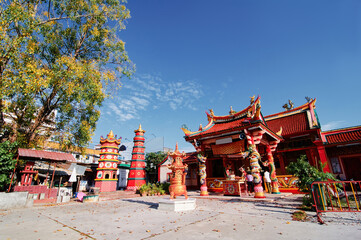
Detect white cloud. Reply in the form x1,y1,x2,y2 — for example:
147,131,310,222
103,73,204,121
322,121,346,131
108,102,137,121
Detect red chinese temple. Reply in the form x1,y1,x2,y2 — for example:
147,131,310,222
181,96,361,194
182,96,282,196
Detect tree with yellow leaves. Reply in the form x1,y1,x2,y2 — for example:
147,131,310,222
0,0,134,149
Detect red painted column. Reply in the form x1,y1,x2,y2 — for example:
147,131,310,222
306,149,316,167
266,145,280,194
313,140,331,173
244,129,265,198
197,153,208,196
277,153,286,175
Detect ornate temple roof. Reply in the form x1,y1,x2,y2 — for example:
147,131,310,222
321,126,361,145
264,99,319,137
182,96,282,142
100,130,121,144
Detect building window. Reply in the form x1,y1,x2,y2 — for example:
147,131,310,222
330,157,341,174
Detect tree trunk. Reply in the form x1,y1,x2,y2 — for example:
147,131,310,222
27,87,58,144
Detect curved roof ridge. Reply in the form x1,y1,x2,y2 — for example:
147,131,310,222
206,96,261,121
265,98,316,119
181,96,260,137
322,125,361,134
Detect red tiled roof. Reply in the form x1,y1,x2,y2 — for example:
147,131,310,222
18,148,76,162
200,119,244,136
266,112,310,136
185,117,244,139
323,128,361,144
183,152,197,163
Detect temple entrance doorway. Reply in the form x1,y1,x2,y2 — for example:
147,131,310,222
342,156,361,181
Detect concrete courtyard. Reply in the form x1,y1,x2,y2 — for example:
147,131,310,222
0,192,360,240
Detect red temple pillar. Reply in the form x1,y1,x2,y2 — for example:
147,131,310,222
313,140,331,173
245,129,265,198
306,149,316,167
126,124,146,190
266,145,280,194
277,153,286,174
197,153,208,196
95,130,121,192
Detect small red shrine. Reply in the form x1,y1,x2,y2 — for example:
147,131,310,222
20,161,38,186
182,96,283,198
126,124,146,190
13,148,75,203
95,130,121,192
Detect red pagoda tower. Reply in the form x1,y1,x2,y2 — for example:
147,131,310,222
95,130,121,192
126,124,146,190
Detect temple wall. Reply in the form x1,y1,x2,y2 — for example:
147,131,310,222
95,181,117,192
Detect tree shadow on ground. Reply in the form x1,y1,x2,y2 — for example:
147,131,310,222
122,199,158,209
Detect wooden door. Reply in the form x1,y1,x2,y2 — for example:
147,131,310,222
342,157,361,180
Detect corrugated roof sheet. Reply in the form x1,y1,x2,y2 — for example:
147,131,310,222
324,129,361,144
18,148,76,162
266,112,309,136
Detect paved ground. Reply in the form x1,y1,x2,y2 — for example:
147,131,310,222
1,191,360,240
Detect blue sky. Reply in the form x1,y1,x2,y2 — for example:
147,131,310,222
90,0,361,154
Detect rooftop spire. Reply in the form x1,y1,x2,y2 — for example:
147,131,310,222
134,124,146,133
108,130,114,139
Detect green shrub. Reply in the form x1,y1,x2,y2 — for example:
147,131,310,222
0,141,18,191
287,155,336,207
139,183,167,196
287,155,335,192
159,182,170,194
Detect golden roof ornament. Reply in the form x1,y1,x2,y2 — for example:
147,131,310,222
250,95,255,104
108,130,114,139
229,106,236,115
276,127,283,136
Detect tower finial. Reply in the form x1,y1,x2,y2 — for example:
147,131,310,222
134,124,146,133
108,130,114,138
